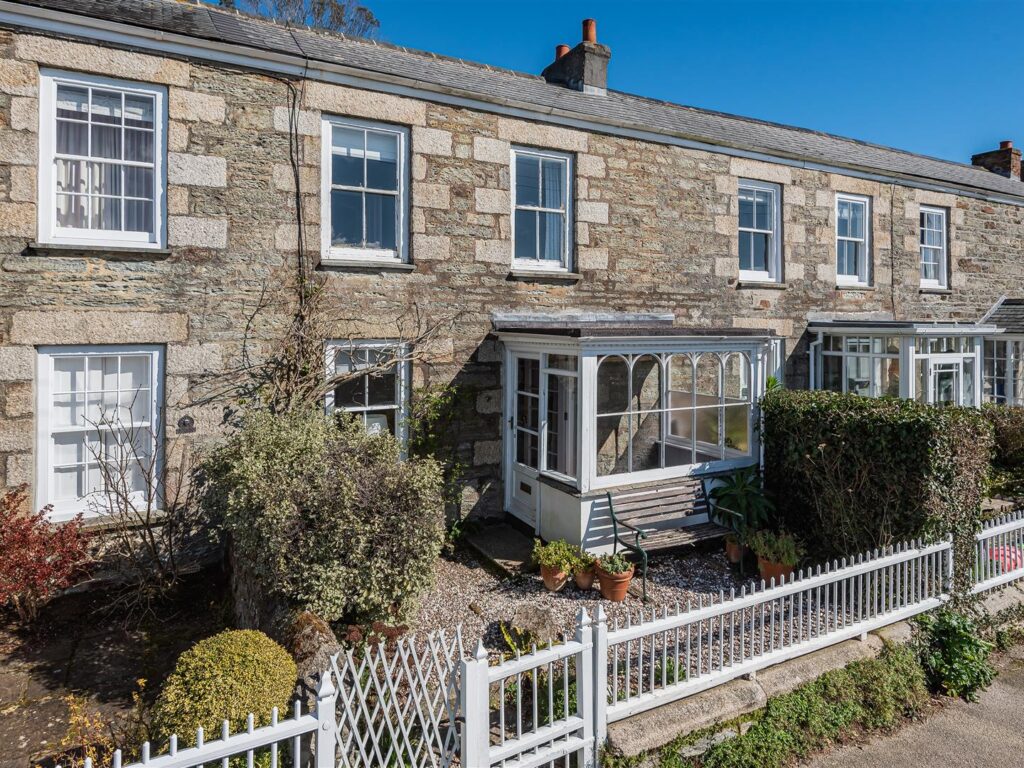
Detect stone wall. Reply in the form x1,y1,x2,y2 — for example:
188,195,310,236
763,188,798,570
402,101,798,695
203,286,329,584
3,26,1024,518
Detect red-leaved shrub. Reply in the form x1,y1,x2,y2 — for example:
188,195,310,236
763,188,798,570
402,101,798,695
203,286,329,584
0,485,91,622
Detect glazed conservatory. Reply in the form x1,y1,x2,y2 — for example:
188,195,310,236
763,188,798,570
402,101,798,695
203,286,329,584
494,313,780,551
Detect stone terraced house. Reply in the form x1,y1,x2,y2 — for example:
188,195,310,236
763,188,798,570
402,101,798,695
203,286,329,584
3,0,1024,551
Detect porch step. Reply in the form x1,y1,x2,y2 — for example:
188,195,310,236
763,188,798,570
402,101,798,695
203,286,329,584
464,522,535,578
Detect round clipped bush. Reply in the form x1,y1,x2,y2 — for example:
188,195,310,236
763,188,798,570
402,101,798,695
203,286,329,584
153,630,297,743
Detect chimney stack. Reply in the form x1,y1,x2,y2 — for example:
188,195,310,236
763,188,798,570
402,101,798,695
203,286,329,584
972,140,1022,180
542,18,611,95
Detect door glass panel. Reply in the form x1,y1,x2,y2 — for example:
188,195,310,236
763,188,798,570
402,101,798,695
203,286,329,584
545,373,577,478
514,358,540,469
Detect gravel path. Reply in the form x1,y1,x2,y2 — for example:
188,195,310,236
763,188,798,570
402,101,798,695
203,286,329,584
410,547,744,654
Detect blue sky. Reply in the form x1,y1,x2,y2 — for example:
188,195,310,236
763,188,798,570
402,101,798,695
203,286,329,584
367,0,1022,164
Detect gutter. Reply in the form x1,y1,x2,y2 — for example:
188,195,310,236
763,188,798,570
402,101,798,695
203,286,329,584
5,1,1024,207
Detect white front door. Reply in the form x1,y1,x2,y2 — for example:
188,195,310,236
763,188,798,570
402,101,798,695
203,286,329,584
507,354,541,527
921,356,976,406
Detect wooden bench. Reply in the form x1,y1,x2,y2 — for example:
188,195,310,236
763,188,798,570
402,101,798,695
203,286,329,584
606,477,729,601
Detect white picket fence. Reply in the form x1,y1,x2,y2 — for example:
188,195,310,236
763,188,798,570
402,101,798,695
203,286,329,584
972,509,1024,594
89,511,1024,768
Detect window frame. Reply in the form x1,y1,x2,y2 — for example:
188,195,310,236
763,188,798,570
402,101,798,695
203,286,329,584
324,339,410,449
818,335,902,398
510,146,574,272
319,116,410,266
737,178,782,283
919,205,948,289
34,344,164,521
835,193,871,286
37,69,167,249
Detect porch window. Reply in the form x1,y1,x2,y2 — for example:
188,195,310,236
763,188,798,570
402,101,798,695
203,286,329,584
595,352,752,478
836,194,870,286
326,340,408,443
511,147,573,270
820,335,901,397
983,339,1024,405
39,70,166,248
35,345,163,520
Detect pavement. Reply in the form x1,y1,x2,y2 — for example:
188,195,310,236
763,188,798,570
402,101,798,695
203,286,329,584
805,643,1024,767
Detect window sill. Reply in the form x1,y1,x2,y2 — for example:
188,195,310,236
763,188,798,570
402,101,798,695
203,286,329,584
920,286,952,295
834,283,875,292
318,258,416,272
736,280,786,290
508,269,581,283
27,242,171,259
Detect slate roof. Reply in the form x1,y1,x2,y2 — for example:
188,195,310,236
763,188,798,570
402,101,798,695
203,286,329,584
983,298,1024,334
14,0,1024,202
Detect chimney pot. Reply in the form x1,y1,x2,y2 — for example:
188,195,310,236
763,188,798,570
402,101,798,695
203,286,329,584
972,140,1022,180
542,19,609,95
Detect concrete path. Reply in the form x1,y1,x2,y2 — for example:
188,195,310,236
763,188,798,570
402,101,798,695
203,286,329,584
805,643,1024,767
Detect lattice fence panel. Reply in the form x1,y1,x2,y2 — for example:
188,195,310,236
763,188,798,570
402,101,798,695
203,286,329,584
331,628,464,768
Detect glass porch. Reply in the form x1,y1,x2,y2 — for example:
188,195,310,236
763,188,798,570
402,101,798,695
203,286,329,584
494,315,778,549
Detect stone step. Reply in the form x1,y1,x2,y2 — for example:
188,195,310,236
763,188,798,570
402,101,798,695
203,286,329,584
464,522,535,578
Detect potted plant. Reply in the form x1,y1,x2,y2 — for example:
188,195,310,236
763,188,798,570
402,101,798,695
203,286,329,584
746,529,805,583
573,549,597,590
595,552,634,602
532,539,576,592
709,467,774,564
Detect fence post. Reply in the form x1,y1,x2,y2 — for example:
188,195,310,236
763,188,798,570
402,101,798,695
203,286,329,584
592,604,608,755
314,669,338,768
460,640,490,768
945,536,955,596
575,608,595,768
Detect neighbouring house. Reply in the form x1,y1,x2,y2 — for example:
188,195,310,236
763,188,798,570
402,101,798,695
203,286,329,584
2,0,1024,550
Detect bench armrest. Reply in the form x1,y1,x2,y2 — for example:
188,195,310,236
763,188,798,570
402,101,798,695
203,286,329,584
613,518,648,539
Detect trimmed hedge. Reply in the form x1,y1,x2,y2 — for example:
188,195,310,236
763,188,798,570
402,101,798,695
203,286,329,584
153,630,297,745
761,389,991,564
982,403,1024,470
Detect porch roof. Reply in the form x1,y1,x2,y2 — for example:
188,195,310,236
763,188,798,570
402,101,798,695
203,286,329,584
492,311,777,340
807,319,997,336
982,297,1024,335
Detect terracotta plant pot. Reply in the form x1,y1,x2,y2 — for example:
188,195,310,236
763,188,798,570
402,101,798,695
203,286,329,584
596,563,635,602
574,566,596,591
757,557,795,584
724,538,745,564
540,564,569,592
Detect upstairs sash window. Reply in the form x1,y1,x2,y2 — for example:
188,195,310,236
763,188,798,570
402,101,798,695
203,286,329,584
40,71,165,247
321,117,408,263
512,147,573,270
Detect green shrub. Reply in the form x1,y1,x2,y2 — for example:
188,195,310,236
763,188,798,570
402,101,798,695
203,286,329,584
745,529,804,566
202,409,445,623
709,468,773,537
701,645,927,768
916,610,996,701
153,630,296,745
598,553,633,574
983,403,1024,470
532,539,578,572
761,389,991,564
